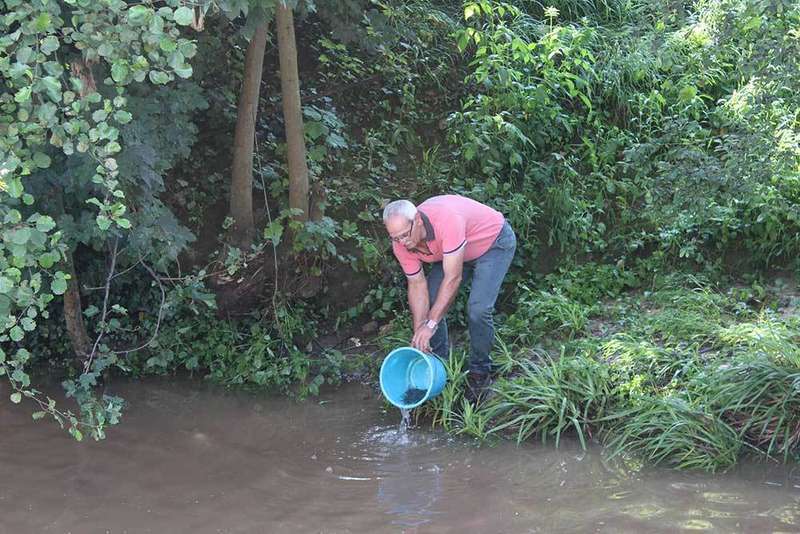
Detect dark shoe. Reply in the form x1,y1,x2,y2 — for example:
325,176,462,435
464,371,492,404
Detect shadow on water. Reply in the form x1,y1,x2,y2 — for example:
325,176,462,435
1,378,799,533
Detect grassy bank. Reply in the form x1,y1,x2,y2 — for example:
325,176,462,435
417,273,800,472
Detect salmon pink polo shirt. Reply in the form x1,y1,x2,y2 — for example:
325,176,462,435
391,195,505,277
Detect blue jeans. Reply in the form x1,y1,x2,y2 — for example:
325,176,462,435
427,221,517,374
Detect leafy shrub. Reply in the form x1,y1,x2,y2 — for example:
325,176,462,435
545,262,639,304
601,335,697,398
145,315,343,398
505,286,592,341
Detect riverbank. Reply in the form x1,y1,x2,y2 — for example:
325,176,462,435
417,272,800,472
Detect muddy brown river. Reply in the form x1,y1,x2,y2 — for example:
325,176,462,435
1,378,799,533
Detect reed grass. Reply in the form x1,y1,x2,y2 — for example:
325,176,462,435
602,393,741,472
484,350,610,449
425,278,800,471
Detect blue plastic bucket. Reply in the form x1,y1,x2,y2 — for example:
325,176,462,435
379,347,448,409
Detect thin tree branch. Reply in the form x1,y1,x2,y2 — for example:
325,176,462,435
82,259,141,291
84,237,119,374
256,152,281,327
113,258,166,356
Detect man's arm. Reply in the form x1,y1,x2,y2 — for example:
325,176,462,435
428,247,464,324
407,272,429,330
410,248,463,352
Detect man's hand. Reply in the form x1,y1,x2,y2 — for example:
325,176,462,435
411,324,434,353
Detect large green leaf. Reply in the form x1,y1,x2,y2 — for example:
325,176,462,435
40,35,59,55
50,276,67,295
173,6,194,26
111,60,129,83
9,326,24,342
128,6,152,25
32,152,51,168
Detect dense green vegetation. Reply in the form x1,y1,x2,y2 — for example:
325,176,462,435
2,0,799,470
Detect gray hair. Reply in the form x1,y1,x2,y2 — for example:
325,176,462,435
382,199,417,223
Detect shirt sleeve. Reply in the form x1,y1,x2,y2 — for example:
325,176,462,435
392,242,423,277
439,210,467,255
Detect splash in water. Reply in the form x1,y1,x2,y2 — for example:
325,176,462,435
397,389,426,437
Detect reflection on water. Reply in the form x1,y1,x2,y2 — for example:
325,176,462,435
1,378,799,533
374,429,443,527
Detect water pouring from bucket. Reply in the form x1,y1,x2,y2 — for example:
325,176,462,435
380,347,448,410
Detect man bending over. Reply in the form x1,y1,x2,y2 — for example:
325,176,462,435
383,195,517,400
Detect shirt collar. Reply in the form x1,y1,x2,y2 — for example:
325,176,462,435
418,210,435,241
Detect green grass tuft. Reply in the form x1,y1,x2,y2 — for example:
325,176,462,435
484,350,610,449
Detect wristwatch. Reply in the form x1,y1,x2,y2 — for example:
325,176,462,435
425,319,438,332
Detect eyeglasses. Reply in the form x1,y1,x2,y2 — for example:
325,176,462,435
389,219,414,243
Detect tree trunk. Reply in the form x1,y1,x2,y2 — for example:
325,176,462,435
229,23,269,247
63,250,91,362
309,181,326,222
276,4,309,222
